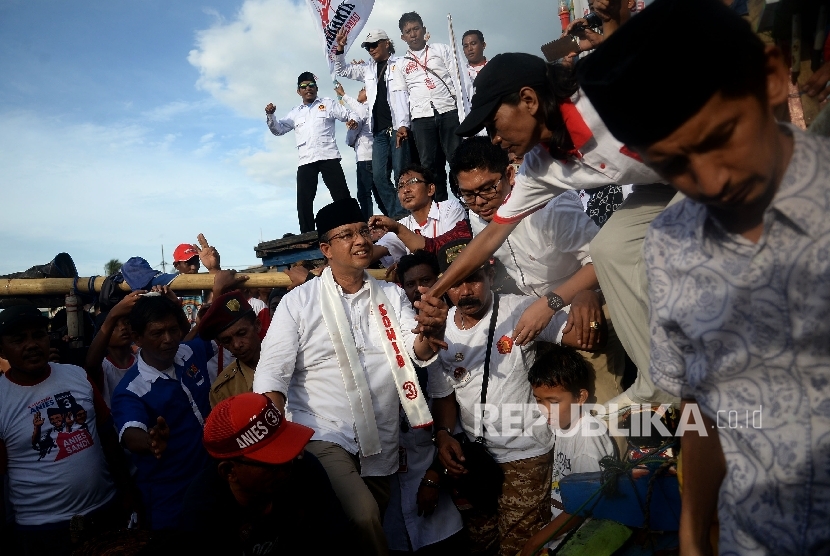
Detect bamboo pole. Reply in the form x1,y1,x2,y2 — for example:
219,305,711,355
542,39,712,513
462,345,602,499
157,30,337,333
0,270,390,296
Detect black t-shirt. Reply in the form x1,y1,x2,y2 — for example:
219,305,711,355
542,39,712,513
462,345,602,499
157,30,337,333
372,60,394,133
172,452,352,555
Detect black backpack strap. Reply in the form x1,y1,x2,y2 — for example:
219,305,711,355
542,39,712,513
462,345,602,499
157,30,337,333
476,294,500,443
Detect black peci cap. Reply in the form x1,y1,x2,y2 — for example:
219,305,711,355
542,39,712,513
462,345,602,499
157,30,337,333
315,198,365,238
577,0,765,147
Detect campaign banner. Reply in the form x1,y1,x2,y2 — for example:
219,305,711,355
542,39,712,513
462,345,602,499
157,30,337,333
305,0,375,76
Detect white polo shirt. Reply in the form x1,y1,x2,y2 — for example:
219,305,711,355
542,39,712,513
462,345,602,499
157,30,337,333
471,190,598,296
266,97,357,166
494,90,663,224
377,198,467,263
428,294,569,463
394,43,461,119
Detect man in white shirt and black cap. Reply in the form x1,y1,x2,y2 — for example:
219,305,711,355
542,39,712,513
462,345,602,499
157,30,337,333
335,28,412,220
265,72,358,233
253,197,449,556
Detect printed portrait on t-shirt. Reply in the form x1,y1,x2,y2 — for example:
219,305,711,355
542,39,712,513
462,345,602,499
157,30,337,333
29,390,94,462
552,450,572,495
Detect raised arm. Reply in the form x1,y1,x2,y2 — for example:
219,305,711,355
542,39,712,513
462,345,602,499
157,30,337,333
333,28,368,82
85,291,144,390
265,104,295,136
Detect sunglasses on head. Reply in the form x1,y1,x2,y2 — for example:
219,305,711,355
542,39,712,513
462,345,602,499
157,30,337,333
364,41,381,51
298,82,317,90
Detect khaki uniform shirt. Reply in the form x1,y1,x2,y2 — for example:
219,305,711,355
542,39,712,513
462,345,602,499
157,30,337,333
209,359,254,408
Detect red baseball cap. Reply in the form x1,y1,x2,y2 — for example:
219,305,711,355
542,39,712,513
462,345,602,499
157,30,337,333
203,393,314,464
173,244,199,263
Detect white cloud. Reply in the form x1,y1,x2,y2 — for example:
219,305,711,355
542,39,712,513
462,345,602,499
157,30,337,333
186,0,558,198
0,110,309,275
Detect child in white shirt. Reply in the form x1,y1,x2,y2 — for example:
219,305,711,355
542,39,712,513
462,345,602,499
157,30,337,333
521,345,614,555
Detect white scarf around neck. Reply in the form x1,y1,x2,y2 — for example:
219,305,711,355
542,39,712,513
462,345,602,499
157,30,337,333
320,268,433,457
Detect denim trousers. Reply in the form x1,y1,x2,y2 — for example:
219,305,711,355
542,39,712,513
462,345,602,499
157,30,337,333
372,128,410,219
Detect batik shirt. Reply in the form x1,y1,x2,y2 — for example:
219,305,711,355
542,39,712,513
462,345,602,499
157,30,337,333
644,127,830,555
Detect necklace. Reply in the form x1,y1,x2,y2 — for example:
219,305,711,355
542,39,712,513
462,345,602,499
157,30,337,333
459,313,467,330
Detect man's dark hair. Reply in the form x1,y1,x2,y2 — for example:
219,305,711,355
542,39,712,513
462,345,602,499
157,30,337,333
387,40,397,55
528,344,595,399
450,136,510,178
462,30,484,43
297,71,316,86
400,163,436,187
499,62,579,159
397,250,440,285
398,11,423,31
129,295,190,337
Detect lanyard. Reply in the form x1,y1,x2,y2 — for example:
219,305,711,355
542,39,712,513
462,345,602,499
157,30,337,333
407,45,430,73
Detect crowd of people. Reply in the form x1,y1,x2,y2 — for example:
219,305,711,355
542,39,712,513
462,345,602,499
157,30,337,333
1,0,830,554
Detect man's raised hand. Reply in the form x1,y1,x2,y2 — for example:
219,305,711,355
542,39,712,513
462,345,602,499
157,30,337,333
196,233,221,272
265,103,276,115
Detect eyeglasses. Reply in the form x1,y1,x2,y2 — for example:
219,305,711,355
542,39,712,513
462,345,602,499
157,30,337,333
459,178,504,205
326,227,372,243
364,41,381,51
397,177,427,191
298,82,317,90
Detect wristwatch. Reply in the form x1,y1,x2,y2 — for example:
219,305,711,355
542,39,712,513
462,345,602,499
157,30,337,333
545,291,565,312
431,427,452,445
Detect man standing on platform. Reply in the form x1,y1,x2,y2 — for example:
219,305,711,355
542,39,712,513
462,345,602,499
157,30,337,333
396,12,464,201
254,198,448,555
265,72,358,233
335,28,412,219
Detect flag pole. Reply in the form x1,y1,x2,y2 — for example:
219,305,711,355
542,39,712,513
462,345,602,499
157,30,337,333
447,14,470,119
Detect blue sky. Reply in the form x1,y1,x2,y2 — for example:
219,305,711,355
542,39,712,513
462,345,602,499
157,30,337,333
0,0,555,276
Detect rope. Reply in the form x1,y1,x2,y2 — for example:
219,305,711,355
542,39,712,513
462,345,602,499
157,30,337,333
528,440,677,556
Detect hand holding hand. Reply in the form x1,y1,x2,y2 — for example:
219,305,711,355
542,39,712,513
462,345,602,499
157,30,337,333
435,432,467,478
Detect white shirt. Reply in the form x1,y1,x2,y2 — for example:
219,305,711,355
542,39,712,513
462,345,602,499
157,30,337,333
0,364,115,526
377,198,467,263
102,355,135,408
394,43,461,119
465,60,486,99
334,54,411,131
494,91,663,224
471,190,597,297
266,97,357,166
384,406,464,551
254,273,437,477
343,94,374,163
428,295,569,463
547,413,613,549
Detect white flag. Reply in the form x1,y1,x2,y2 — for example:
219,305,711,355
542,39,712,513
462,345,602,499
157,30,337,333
447,14,472,120
305,0,375,76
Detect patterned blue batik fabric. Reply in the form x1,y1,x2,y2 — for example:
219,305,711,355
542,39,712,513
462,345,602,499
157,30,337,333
644,127,830,555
